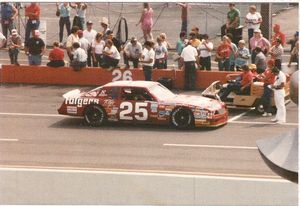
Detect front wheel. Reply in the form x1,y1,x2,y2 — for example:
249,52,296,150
84,105,107,127
171,107,194,129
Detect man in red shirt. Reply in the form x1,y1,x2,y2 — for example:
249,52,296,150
220,64,253,101
257,59,276,116
25,3,40,44
47,41,65,68
271,24,285,46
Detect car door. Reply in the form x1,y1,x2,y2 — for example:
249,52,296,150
118,87,156,124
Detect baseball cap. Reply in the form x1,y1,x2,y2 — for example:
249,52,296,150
86,20,93,25
11,29,18,35
238,39,245,44
130,37,137,42
254,29,261,33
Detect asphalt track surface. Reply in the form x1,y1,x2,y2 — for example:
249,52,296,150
0,84,298,179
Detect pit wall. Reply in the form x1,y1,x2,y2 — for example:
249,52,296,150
0,65,240,89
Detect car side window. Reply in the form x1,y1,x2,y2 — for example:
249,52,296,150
99,87,119,99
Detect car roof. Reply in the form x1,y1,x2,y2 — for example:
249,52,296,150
104,81,159,89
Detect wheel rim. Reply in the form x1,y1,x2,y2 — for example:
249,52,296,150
85,106,104,125
256,104,265,114
173,109,191,128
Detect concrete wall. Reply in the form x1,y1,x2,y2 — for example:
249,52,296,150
0,168,297,205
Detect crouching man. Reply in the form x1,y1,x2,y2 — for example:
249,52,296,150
70,42,87,71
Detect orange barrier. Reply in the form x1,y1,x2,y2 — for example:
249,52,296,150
0,65,240,89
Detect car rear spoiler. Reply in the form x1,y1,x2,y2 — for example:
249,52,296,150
201,81,222,101
62,89,81,99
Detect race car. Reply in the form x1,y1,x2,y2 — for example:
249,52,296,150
58,81,228,129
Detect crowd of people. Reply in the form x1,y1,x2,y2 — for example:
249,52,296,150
0,2,298,123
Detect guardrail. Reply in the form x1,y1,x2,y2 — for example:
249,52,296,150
0,65,240,89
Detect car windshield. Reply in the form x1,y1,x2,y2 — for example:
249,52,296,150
149,84,176,101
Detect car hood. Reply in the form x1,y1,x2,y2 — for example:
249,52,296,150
163,94,223,111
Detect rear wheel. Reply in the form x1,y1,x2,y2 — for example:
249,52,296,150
84,105,106,127
171,107,194,129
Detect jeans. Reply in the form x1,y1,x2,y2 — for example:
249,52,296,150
248,29,254,49
47,60,65,68
70,60,86,71
102,55,119,68
1,19,14,40
218,58,230,71
25,19,40,44
87,47,94,67
143,65,152,81
181,20,188,34
260,85,273,113
184,61,196,90
94,54,103,67
59,17,71,43
28,54,42,65
154,58,165,69
200,56,211,70
8,48,19,64
220,81,241,101
123,54,139,68
275,59,282,70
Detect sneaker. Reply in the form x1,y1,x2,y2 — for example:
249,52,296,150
270,118,278,122
276,121,286,124
262,112,272,117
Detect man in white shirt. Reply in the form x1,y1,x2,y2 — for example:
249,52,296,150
245,5,262,47
70,42,87,71
197,34,213,70
140,41,155,81
83,20,97,66
180,41,198,90
102,39,120,70
78,30,89,54
123,37,142,69
270,67,286,124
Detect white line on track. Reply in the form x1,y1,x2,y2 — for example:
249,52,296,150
0,112,67,118
231,120,298,126
163,143,258,150
0,165,285,182
228,108,254,122
0,138,19,142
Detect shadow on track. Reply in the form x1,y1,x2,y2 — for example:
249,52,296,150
50,117,226,133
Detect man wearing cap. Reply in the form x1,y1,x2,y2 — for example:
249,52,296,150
123,37,142,69
7,29,22,65
25,3,40,44
83,20,97,66
25,30,45,65
249,28,270,63
100,17,111,41
1,3,18,42
271,24,285,46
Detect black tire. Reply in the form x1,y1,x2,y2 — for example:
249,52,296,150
255,103,265,114
84,105,106,127
171,107,194,129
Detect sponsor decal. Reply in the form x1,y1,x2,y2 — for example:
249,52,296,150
150,103,158,113
67,106,77,114
65,98,99,107
194,110,207,120
99,90,107,97
103,99,115,107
